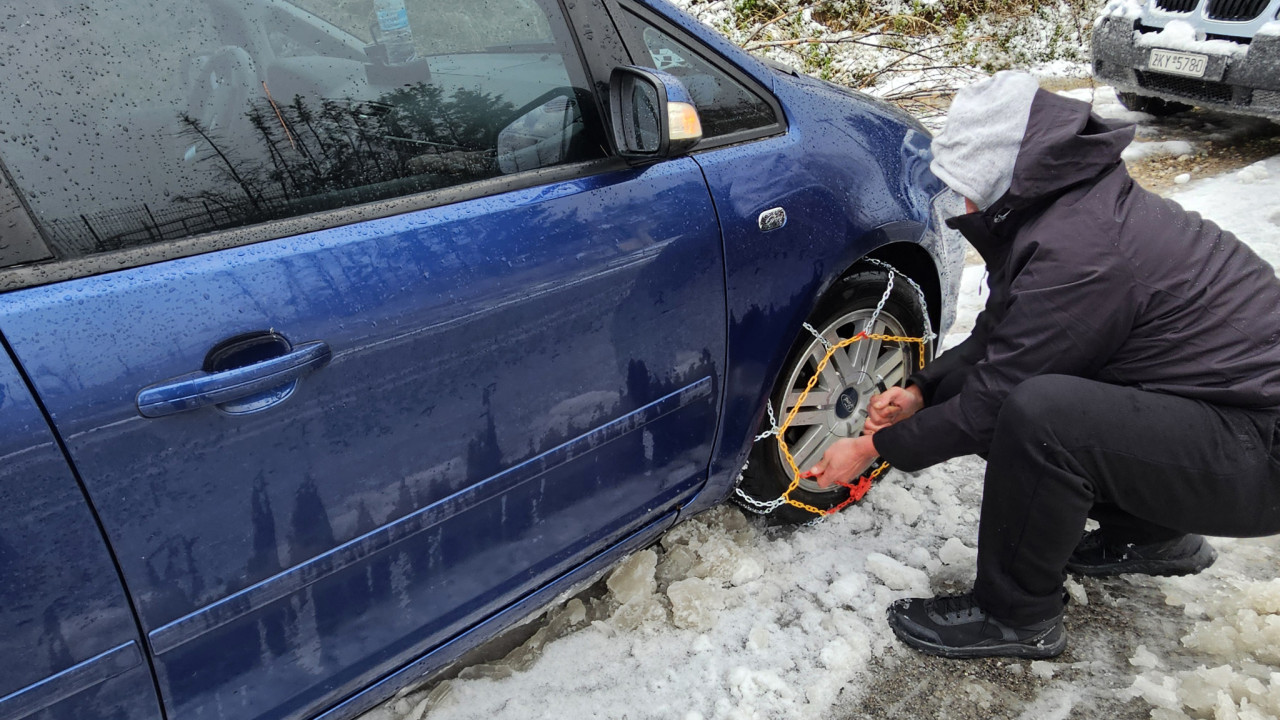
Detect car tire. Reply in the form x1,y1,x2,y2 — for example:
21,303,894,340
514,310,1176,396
736,266,932,525
1117,91,1192,117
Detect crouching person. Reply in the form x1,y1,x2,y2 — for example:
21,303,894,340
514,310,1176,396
806,71,1280,659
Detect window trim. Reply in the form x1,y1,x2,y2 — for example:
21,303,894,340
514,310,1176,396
602,0,787,151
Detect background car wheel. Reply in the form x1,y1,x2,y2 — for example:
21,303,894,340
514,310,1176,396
1117,91,1192,117
737,266,931,525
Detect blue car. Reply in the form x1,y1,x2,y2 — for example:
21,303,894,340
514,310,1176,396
0,1,962,718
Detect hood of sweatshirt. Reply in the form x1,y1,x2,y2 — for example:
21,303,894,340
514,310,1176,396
931,70,1135,213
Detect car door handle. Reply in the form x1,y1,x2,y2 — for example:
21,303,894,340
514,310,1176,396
136,341,331,418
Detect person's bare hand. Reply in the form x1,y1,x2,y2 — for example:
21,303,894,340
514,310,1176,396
862,385,924,434
805,436,878,489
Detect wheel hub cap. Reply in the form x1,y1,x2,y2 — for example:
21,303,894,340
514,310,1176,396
834,387,861,419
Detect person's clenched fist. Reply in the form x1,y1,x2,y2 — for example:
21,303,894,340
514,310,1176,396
862,384,924,434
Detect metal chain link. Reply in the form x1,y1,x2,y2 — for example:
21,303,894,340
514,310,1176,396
753,401,781,442
868,268,895,334
864,257,936,343
732,260,933,521
801,322,831,352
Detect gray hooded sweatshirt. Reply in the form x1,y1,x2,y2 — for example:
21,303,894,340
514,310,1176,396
874,85,1280,472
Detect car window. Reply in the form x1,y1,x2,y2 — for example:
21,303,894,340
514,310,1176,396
612,10,777,140
290,0,557,53
0,0,605,260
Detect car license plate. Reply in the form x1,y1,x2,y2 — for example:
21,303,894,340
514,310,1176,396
1147,49,1209,78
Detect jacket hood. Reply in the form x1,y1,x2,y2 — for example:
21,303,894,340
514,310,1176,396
940,84,1137,263
930,70,1135,212
1006,89,1135,204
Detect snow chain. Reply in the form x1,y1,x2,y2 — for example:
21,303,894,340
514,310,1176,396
734,259,935,521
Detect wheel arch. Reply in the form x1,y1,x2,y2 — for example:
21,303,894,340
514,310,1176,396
850,241,942,342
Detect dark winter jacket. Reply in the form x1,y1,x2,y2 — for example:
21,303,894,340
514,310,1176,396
874,90,1280,472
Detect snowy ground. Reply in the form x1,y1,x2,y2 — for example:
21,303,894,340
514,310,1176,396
358,93,1280,720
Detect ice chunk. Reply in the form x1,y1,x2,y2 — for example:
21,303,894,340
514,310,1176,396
819,638,857,673
828,573,867,606
402,697,430,720
1064,576,1089,606
729,555,764,587
668,577,725,631
939,537,977,566
819,635,869,674
865,552,929,592
610,595,668,632
1131,673,1182,710
608,549,657,605
873,483,923,525
689,535,748,583
656,545,696,587
907,546,932,568
1030,660,1057,679
747,624,772,651
1130,645,1161,669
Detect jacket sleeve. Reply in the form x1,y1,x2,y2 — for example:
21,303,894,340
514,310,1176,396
907,286,997,405
873,238,1137,472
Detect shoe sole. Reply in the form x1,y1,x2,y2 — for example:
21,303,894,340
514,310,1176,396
886,612,1067,660
1065,544,1217,578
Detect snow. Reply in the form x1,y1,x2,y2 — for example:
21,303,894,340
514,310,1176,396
1132,20,1250,58
1172,157,1280,267
1101,0,1144,20
1122,139,1195,162
360,98,1280,720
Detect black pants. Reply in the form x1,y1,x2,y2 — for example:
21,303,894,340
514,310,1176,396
955,375,1280,625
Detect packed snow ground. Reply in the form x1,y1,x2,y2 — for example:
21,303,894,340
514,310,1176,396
359,93,1280,720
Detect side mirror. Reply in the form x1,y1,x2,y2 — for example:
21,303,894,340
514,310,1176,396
608,66,703,160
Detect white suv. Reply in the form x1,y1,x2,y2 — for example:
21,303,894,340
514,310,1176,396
1092,0,1280,119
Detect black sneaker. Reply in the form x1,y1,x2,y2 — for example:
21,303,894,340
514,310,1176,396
886,593,1066,659
1065,530,1216,577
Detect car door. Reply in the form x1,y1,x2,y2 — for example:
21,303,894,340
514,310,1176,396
0,345,164,720
0,1,725,718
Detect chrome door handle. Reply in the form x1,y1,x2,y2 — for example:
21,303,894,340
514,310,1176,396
136,341,331,418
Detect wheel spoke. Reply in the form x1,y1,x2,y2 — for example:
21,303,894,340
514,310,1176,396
808,343,842,391
786,386,833,408
848,331,883,379
831,342,859,382
874,347,907,388
788,425,831,472
782,408,828,427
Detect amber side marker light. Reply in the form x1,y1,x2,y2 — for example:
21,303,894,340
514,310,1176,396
668,102,703,141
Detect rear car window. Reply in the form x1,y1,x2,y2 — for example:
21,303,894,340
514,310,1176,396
0,0,605,260
612,9,778,140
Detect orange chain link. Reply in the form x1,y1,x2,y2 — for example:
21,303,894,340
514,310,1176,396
772,330,928,517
